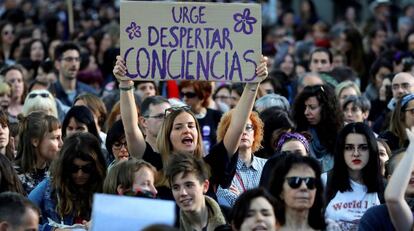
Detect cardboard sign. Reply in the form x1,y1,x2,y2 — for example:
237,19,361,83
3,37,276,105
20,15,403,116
120,1,261,82
90,194,175,230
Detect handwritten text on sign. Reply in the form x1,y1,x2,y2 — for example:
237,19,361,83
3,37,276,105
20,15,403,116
120,1,261,82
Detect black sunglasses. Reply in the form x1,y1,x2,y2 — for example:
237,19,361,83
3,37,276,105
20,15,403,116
164,105,191,118
181,92,198,98
68,163,95,174
286,176,316,189
28,93,49,99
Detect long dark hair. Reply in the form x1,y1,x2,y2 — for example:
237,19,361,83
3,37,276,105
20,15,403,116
62,105,100,141
50,132,106,219
292,84,343,154
326,122,383,203
268,154,326,229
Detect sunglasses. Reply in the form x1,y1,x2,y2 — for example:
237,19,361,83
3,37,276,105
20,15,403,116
285,176,316,189
164,105,191,118
28,93,49,99
181,92,198,98
69,163,95,174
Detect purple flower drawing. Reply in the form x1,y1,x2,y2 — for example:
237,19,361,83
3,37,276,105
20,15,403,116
233,8,257,35
125,22,141,40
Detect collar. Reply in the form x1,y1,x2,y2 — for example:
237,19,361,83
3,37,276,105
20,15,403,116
236,155,261,171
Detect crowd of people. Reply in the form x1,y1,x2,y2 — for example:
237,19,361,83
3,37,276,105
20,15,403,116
1,0,414,230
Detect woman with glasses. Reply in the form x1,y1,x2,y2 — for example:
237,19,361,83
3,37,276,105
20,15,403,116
379,93,414,151
15,111,63,194
292,84,343,172
325,122,383,230
113,55,269,199
29,132,106,231
268,154,339,230
105,120,130,169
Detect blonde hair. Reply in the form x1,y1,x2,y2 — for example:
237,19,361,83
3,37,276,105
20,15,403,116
216,109,264,152
22,89,58,118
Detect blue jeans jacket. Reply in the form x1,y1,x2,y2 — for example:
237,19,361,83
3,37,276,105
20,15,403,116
28,178,74,231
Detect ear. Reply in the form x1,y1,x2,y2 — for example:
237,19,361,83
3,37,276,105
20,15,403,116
202,179,209,194
116,185,125,195
362,111,369,120
139,116,147,128
54,59,61,71
31,138,39,148
0,222,10,231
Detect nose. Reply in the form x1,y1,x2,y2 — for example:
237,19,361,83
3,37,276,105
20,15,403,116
179,187,188,196
150,185,158,196
58,137,63,149
304,107,310,115
352,148,360,156
255,212,265,221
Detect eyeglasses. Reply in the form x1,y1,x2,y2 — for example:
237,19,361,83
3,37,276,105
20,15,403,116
113,141,128,150
285,176,316,189
344,144,369,153
245,124,254,132
144,113,164,120
61,56,80,62
69,163,94,174
181,92,198,98
28,93,49,99
164,105,191,118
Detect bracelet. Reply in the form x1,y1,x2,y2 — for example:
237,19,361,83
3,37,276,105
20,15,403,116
119,85,134,91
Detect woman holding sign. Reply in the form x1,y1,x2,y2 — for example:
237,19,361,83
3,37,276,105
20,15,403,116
113,55,268,200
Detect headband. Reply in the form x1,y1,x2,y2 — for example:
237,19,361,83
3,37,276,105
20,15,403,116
275,132,310,153
400,94,414,109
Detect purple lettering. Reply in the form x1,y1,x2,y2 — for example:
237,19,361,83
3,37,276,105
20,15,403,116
169,26,179,48
183,7,190,23
210,29,223,49
124,47,138,79
229,52,242,81
179,27,187,48
148,26,159,46
197,51,209,80
210,51,224,80
171,7,182,23
185,50,195,80
204,28,214,48
159,27,169,48
136,48,150,78
194,28,204,49
333,203,342,210
186,28,194,49
199,6,206,24
243,50,257,82
167,49,180,79
151,49,167,79
223,28,233,49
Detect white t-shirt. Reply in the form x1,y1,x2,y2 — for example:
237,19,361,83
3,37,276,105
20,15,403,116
325,179,380,231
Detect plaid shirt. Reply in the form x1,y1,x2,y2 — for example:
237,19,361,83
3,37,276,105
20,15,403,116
216,155,267,207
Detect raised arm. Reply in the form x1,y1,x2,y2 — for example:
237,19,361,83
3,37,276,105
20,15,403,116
223,56,268,158
113,56,147,158
384,127,414,231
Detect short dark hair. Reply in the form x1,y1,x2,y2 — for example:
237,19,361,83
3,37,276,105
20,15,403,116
231,188,276,230
165,153,210,186
54,42,80,61
141,96,169,117
105,119,125,158
0,192,39,227
342,95,371,113
310,47,333,64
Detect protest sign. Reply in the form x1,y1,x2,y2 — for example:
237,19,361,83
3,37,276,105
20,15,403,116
91,194,175,230
120,1,261,82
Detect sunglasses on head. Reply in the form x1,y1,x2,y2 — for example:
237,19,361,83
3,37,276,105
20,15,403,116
28,93,49,99
181,92,198,98
286,176,316,189
69,163,95,174
164,105,191,118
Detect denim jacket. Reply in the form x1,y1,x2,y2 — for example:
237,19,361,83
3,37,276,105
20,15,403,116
28,178,74,231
